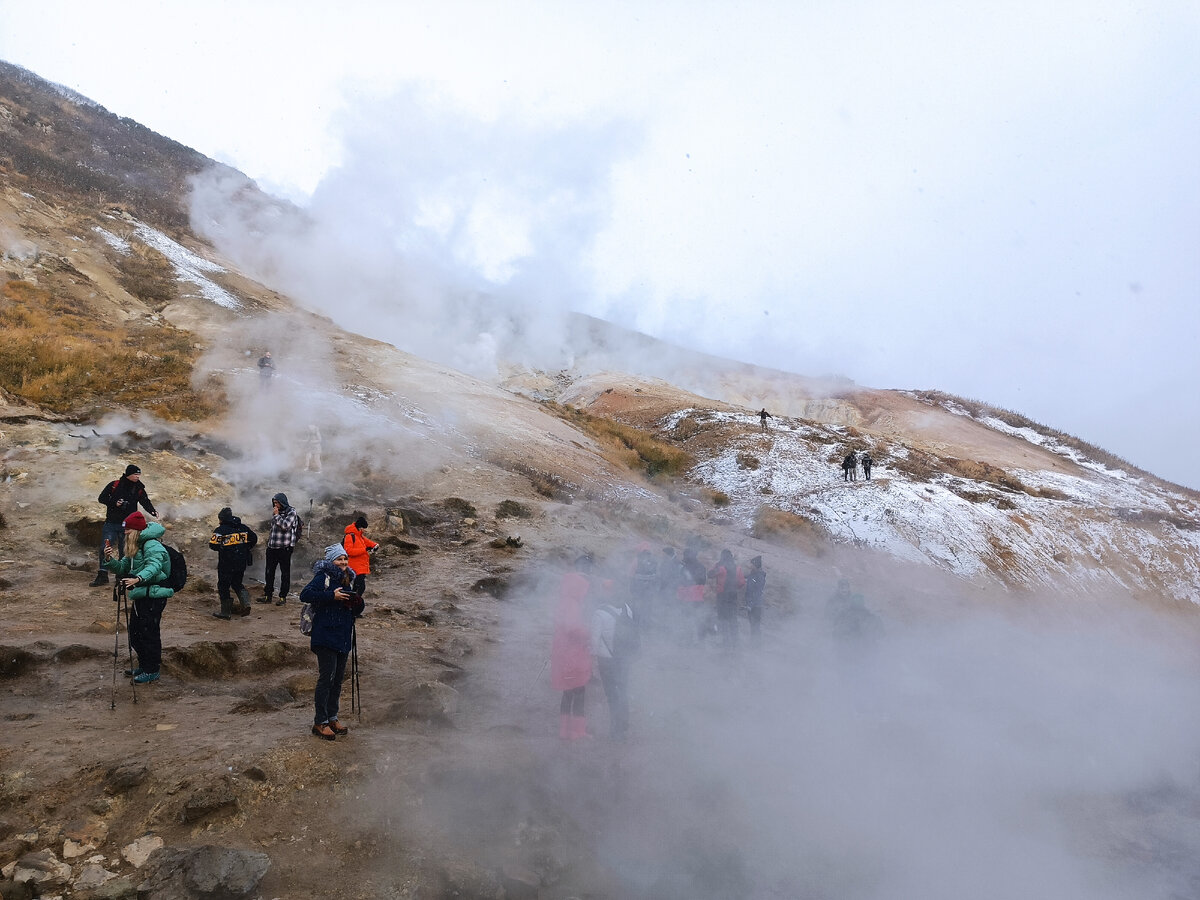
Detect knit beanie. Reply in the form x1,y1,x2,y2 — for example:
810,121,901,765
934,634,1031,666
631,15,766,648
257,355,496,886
123,511,148,531
324,544,348,562
124,464,141,477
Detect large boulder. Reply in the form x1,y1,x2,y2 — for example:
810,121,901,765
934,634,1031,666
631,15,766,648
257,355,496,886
136,845,271,900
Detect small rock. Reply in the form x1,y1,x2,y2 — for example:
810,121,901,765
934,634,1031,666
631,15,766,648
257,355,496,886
87,798,112,815
0,878,33,900
136,845,270,899
62,838,94,859
182,782,238,823
120,835,163,868
12,848,72,887
104,762,148,795
85,620,117,635
73,862,117,889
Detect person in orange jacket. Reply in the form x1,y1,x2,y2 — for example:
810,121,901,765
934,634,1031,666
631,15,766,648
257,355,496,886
342,515,378,596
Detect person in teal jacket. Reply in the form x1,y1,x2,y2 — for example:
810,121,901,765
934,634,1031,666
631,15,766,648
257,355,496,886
104,511,174,683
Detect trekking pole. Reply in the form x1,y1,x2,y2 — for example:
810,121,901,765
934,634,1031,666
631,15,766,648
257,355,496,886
523,657,550,700
111,582,121,710
350,622,362,717
125,588,138,704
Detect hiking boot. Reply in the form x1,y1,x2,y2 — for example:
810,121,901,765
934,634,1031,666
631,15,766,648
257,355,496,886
256,595,273,604
275,597,287,606
328,718,349,735
236,603,251,617
90,571,109,587
237,588,251,607
212,612,232,620
132,671,160,684
123,667,143,678
312,723,336,741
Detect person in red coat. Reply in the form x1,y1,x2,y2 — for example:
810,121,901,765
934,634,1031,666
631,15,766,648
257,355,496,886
342,515,378,597
551,555,594,740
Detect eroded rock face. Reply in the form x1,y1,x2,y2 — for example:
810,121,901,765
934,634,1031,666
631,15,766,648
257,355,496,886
135,845,271,900
104,761,149,795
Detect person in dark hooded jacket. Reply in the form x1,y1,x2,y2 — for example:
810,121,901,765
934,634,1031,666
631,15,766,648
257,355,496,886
301,544,364,740
91,464,157,586
208,507,258,619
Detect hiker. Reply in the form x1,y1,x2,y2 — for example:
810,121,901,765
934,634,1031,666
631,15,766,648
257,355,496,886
759,408,772,432
342,515,378,597
301,544,364,740
592,598,639,741
841,451,857,482
708,549,745,650
257,350,275,386
103,511,173,684
260,492,304,606
825,578,881,644
303,425,322,473
677,547,709,644
551,555,593,740
91,464,157,586
628,546,658,630
744,555,766,644
208,507,257,619
861,452,873,481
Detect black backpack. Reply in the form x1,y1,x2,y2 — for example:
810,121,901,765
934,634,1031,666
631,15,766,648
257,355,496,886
162,544,188,592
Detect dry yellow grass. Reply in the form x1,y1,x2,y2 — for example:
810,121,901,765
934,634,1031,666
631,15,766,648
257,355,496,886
541,400,694,479
0,278,220,421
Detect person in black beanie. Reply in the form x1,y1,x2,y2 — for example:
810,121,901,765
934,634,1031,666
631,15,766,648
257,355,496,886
208,507,258,619
91,464,157,586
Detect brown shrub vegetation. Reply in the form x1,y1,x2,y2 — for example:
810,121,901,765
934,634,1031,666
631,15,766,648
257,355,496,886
752,506,827,554
0,278,219,421
542,401,694,479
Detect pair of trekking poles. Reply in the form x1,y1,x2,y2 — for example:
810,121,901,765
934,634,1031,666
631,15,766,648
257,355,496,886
110,581,138,709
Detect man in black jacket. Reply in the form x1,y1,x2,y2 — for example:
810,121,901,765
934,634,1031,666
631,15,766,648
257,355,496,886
90,464,157,586
208,507,258,619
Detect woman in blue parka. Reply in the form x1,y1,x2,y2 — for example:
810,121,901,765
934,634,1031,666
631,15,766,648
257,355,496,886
300,544,364,740
103,510,174,684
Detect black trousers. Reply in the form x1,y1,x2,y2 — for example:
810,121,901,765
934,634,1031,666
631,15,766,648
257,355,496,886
597,658,629,738
264,546,294,598
313,645,349,724
129,596,167,673
217,562,247,604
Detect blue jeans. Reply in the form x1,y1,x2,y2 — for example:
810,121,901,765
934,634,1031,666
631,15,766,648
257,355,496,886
99,523,125,569
313,646,348,724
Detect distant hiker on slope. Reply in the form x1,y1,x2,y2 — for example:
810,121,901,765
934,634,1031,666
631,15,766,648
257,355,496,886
257,350,275,387
342,515,378,597
744,555,767,645
260,492,304,607
303,424,323,473
552,555,594,740
91,464,157,586
208,507,257,619
861,452,873,481
103,511,173,684
301,544,363,740
708,549,745,651
841,451,857,482
759,408,772,432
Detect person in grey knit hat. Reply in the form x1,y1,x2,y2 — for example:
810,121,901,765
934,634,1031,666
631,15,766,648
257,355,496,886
300,543,364,740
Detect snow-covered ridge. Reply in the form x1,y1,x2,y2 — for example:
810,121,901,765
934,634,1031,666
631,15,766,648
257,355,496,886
670,405,1200,604
95,219,241,310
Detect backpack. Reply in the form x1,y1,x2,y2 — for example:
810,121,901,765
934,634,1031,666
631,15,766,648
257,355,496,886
162,544,188,592
300,571,331,636
607,604,641,661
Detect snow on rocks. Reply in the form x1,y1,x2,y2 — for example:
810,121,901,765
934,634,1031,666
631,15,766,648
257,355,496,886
96,218,241,309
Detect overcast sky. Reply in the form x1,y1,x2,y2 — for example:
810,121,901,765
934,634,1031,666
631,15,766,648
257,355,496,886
2,1,1198,488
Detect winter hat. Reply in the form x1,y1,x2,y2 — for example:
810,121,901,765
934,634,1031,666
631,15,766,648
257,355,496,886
218,507,234,523
272,492,289,508
750,555,763,567
324,543,348,562
355,515,368,530
123,511,148,531
124,464,141,477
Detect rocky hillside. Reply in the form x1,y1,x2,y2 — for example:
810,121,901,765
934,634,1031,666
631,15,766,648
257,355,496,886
5,59,1200,900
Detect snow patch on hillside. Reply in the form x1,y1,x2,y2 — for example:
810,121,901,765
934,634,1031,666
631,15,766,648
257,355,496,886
97,219,240,309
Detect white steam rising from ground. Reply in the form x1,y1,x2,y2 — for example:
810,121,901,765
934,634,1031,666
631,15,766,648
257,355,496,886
375,562,1200,900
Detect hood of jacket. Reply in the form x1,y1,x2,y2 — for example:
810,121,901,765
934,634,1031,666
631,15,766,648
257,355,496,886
272,492,290,508
135,521,166,545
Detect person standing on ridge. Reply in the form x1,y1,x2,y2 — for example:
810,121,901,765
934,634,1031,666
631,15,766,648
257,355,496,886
91,464,157,586
260,492,304,606
861,452,873,481
759,408,772,432
208,507,257,619
842,451,857,482
103,510,173,684
342,515,378,597
257,350,275,387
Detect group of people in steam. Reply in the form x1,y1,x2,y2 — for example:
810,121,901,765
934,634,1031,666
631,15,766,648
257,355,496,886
551,543,767,742
89,462,376,740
